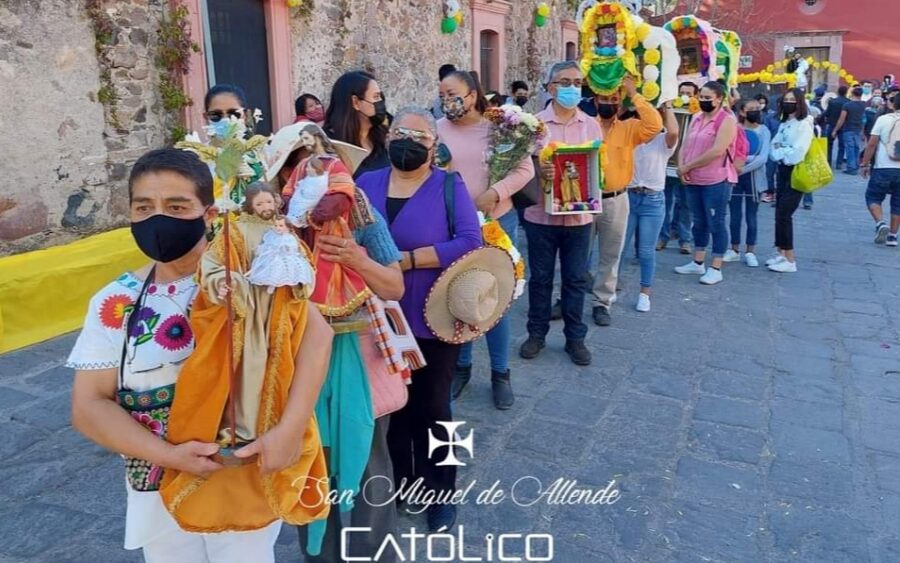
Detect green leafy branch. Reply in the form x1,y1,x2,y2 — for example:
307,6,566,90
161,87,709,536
156,3,201,143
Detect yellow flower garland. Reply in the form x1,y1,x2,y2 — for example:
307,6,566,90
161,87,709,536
482,219,525,299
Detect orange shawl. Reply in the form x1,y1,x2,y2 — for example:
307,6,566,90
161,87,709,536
159,225,330,532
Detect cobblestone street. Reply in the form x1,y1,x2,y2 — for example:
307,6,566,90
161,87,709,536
1,174,899,562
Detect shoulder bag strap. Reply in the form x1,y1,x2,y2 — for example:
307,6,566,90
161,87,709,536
119,266,157,390
443,171,457,239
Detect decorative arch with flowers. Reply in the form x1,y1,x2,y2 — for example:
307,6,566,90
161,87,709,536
579,2,640,95
664,15,720,85
714,28,742,87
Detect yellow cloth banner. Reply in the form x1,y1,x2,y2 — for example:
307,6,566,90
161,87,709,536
0,228,146,353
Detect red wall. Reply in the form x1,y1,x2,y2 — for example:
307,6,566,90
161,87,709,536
652,0,900,83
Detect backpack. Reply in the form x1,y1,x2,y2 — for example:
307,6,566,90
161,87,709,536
882,114,900,162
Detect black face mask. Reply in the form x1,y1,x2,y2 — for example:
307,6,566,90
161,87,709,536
368,100,388,126
596,103,619,119
699,100,717,113
745,110,762,124
515,96,528,107
389,138,430,171
782,102,797,115
131,213,208,263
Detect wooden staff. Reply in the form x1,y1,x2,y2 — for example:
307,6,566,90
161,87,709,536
223,194,237,450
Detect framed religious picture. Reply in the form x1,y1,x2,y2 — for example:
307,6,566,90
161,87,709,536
597,24,618,50
678,40,702,76
541,141,603,215
666,109,694,177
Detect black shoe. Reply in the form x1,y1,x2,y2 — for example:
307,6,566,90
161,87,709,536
592,306,611,327
565,340,592,366
843,169,858,176
491,370,515,410
427,504,457,532
550,299,563,320
519,336,545,359
803,203,812,210
451,365,472,400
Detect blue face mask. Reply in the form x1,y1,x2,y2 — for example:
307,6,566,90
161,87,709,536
555,85,581,109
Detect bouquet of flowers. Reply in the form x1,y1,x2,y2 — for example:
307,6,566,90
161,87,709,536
484,104,547,187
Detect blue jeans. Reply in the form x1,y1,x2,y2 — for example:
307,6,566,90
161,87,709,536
729,174,759,247
842,131,862,173
625,190,666,288
659,176,692,244
458,210,518,372
827,124,846,168
524,220,592,342
686,181,731,258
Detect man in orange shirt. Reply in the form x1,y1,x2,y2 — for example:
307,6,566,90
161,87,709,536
589,76,662,326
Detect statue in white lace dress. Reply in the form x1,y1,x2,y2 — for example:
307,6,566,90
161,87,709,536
286,156,329,228
246,216,315,294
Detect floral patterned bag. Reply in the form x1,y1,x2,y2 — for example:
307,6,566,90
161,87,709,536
115,266,173,492
117,384,174,491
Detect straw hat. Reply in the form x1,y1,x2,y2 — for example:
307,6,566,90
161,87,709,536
264,121,370,181
424,247,516,344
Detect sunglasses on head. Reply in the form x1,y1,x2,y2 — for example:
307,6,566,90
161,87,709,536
205,108,244,122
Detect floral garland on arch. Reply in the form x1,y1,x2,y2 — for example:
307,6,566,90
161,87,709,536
739,57,858,87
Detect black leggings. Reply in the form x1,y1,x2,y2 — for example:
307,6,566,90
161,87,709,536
775,164,803,251
387,338,460,496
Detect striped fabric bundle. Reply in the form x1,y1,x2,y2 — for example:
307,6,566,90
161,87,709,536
364,297,426,379
365,297,407,375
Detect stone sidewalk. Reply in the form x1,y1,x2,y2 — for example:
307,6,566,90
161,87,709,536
1,173,899,562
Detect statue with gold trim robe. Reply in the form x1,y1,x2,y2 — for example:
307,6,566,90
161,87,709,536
160,206,330,532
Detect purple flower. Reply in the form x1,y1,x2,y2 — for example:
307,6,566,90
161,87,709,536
128,306,157,337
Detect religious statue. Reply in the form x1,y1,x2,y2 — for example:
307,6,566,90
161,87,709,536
160,179,329,532
560,160,583,205
283,124,374,318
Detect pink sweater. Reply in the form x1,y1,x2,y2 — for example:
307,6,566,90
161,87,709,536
437,117,536,219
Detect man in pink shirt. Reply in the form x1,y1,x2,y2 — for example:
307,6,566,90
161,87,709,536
520,61,602,366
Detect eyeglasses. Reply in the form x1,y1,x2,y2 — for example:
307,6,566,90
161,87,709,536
205,108,244,122
552,79,583,88
390,127,434,145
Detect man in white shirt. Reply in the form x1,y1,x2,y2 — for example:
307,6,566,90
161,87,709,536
860,91,900,246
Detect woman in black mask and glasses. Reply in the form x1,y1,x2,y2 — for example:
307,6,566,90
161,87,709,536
324,71,391,178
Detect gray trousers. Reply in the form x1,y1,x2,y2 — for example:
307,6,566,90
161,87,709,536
298,416,397,563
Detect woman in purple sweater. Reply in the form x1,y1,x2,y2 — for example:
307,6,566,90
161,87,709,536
356,106,482,532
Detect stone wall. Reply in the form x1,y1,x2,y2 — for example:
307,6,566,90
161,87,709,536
289,0,569,115
1,0,571,255
0,0,168,255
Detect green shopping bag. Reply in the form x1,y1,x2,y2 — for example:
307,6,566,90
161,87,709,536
791,137,833,193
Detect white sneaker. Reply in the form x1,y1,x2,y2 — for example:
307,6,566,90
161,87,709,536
636,293,651,312
744,252,759,268
675,261,706,275
723,249,741,262
699,268,723,285
765,254,786,267
875,222,889,244
768,259,797,273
